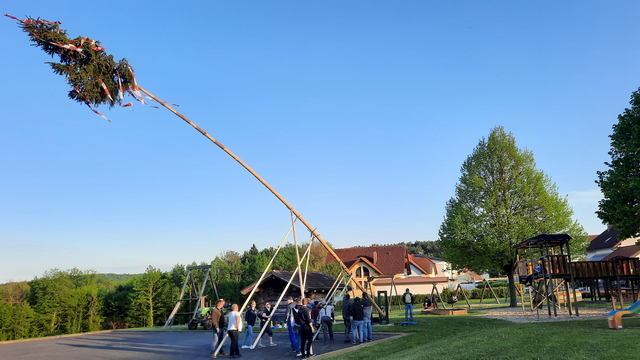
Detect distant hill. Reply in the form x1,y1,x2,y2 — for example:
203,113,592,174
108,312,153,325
97,273,139,283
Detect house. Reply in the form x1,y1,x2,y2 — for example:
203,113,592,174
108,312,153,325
602,245,640,260
408,254,437,276
325,245,451,296
450,269,484,284
427,256,453,279
325,245,409,295
239,270,339,323
586,225,639,261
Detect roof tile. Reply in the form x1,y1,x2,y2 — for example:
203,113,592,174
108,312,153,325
326,245,409,275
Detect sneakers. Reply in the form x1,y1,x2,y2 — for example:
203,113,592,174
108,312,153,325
296,353,303,357
258,344,266,348
269,343,277,346
219,352,229,356
241,345,250,349
249,346,255,350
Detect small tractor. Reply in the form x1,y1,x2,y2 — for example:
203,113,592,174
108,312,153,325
188,306,213,330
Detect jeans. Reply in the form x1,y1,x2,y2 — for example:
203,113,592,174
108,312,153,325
321,316,334,341
405,303,414,321
228,329,240,356
287,320,299,352
211,327,225,354
363,316,372,340
343,317,352,342
242,324,254,347
351,320,364,343
293,324,302,353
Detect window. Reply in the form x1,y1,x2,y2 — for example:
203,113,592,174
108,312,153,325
360,281,369,291
356,266,370,278
362,267,370,277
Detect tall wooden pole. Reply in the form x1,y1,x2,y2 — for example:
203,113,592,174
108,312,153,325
139,87,375,300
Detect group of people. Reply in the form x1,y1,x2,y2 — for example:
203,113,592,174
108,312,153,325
340,292,374,345
210,296,335,359
210,299,277,359
285,296,336,358
211,292,384,359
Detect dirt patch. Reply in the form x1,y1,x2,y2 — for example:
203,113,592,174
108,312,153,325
474,306,610,323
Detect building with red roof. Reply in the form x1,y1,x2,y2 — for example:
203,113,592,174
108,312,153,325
326,245,452,296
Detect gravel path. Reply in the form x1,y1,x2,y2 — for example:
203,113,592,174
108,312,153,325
474,306,610,323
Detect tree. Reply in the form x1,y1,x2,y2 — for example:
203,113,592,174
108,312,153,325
0,282,30,304
28,269,77,335
101,283,135,329
0,300,37,341
130,266,165,327
596,88,640,240
437,127,586,306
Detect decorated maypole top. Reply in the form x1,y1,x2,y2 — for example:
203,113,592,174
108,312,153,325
5,13,157,121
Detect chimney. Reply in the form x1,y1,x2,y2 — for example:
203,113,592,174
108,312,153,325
607,224,614,231
373,251,378,264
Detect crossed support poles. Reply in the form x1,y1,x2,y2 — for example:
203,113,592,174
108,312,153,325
210,216,363,356
136,88,384,357
141,86,372,295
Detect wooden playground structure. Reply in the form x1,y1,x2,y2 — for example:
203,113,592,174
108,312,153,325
514,234,581,317
515,233,640,317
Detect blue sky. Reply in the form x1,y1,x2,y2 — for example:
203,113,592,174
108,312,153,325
2,1,639,282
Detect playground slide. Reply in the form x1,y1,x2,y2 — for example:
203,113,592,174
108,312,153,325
607,300,640,329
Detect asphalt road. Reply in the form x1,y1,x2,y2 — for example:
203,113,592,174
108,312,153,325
0,330,399,360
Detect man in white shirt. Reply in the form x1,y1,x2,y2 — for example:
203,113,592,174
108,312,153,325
319,301,334,342
227,304,243,358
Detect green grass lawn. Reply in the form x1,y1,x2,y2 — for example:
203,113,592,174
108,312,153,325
324,305,640,360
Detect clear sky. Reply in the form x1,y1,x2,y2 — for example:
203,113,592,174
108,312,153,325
2,1,639,282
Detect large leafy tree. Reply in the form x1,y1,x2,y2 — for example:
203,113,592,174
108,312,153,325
596,88,640,240
437,127,586,306
130,266,166,327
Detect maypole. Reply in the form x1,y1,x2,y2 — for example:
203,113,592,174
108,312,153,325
7,14,378,305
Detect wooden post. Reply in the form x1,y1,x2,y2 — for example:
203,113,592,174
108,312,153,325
139,87,383,315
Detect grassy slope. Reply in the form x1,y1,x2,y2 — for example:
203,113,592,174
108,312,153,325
324,308,640,360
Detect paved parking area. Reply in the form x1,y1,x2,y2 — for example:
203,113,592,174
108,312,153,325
0,330,400,360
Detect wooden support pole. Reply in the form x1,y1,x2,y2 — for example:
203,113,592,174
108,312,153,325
139,87,379,313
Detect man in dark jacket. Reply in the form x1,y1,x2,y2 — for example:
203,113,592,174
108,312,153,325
351,297,364,344
295,298,316,358
242,300,258,349
403,288,415,321
210,299,228,357
285,296,300,354
361,292,373,342
341,294,353,343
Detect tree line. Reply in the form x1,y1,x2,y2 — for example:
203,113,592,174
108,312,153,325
4,87,639,341
0,242,337,341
